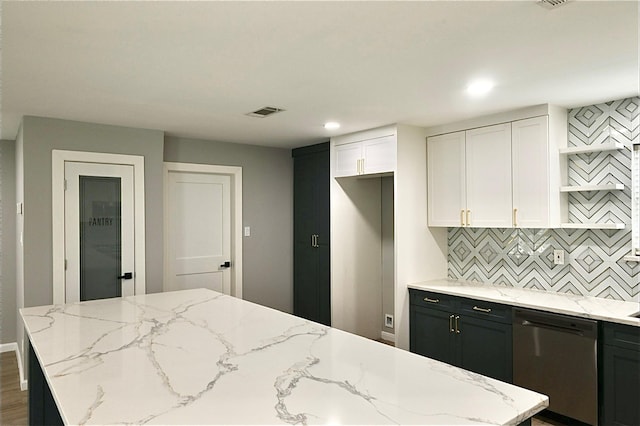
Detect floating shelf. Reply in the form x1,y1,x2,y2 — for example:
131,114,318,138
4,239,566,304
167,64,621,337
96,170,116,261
560,183,625,192
560,223,626,230
559,142,625,155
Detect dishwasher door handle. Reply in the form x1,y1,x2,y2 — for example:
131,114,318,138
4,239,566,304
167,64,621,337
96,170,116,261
520,319,586,337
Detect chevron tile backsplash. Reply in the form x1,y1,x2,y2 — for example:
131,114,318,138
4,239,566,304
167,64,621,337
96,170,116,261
448,97,640,301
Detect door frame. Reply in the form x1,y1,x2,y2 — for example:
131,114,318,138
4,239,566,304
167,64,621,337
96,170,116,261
52,150,146,304
163,162,243,298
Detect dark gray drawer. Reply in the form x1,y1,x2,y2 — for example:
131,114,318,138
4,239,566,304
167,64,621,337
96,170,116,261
458,297,511,323
409,289,454,311
603,321,640,351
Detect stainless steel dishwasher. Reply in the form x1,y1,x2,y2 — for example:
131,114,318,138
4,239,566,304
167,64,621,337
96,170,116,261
513,308,598,425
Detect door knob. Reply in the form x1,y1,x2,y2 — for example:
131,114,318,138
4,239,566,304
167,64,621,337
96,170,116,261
117,272,133,280
220,261,231,268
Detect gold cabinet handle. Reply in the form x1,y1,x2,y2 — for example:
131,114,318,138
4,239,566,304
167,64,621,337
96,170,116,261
449,314,455,332
513,208,518,227
472,306,492,313
466,210,471,227
423,297,440,304
455,315,460,333
460,210,465,226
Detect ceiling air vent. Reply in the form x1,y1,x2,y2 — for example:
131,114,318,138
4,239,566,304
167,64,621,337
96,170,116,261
539,0,570,9
246,106,285,118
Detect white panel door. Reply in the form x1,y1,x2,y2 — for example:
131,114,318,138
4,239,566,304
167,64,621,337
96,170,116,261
363,135,396,174
466,123,513,227
167,172,231,295
334,142,362,177
512,116,550,228
427,131,466,226
65,162,135,303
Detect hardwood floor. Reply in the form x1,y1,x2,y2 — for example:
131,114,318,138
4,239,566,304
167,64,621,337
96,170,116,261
0,351,27,426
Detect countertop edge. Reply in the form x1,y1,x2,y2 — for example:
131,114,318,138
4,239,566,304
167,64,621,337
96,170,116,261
408,279,640,328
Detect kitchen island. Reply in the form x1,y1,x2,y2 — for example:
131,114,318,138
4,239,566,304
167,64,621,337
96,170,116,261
21,288,547,425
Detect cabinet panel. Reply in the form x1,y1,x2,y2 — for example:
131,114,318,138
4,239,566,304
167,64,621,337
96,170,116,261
602,345,640,425
427,132,466,226
456,316,513,382
465,123,513,227
293,144,331,326
512,116,550,228
334,143,362,177
602,322,640,426
410,305,455,364
363,135,396,174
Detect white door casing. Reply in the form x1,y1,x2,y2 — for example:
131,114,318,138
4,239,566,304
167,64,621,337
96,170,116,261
52,150,146,304
163,162,243,298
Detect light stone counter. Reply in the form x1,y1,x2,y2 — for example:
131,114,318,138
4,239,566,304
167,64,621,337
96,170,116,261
21,288,547,425
409,279,640,327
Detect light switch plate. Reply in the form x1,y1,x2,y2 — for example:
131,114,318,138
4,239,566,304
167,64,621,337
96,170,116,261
244,226,251,237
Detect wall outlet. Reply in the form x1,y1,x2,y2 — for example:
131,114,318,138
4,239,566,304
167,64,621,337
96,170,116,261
384,314,394,328
553,249,565,265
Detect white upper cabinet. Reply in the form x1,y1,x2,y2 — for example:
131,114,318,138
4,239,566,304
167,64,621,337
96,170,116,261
427,131,466,226
334,143,362,177
334,135,396,177
512,116,550,228
427,107,567,229
466,123,513,228
428,124,512,228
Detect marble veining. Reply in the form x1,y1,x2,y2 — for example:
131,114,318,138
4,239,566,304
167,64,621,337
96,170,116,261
409,279,640,327
22,289,547,425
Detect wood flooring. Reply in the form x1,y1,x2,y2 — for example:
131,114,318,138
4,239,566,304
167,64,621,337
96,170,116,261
0,351,27,426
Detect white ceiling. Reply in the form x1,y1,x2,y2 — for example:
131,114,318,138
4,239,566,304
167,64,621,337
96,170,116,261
2,1,638,149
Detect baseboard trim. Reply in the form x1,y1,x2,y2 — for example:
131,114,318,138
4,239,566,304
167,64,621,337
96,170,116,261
16,345,28,390
0,342,28,390
0,342,18,353
381,331,396,343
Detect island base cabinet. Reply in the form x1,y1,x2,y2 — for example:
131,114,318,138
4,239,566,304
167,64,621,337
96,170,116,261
29,343,63,426
602,322,640,425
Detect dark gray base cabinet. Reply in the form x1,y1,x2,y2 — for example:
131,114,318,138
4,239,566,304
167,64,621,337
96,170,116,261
409,289,513,383
601,322,640,426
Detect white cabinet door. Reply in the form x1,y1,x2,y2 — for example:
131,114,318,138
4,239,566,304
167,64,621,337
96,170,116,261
334,142,362,177
465,123,513,227
512,116,550,228
427,132,466,226
363,135,396,174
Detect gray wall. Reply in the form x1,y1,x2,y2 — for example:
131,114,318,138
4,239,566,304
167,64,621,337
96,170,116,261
19,116,165,309
1,140,17,344
164,136,294,313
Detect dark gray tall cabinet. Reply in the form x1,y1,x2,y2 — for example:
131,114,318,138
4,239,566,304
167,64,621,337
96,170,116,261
292,142,330,326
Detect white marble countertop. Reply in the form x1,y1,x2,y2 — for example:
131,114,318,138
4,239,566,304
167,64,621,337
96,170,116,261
409,279,640,327
21,288,548,425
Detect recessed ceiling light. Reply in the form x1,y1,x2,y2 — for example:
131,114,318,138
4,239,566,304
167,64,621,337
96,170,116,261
324,122,340,130
466,79,495,97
